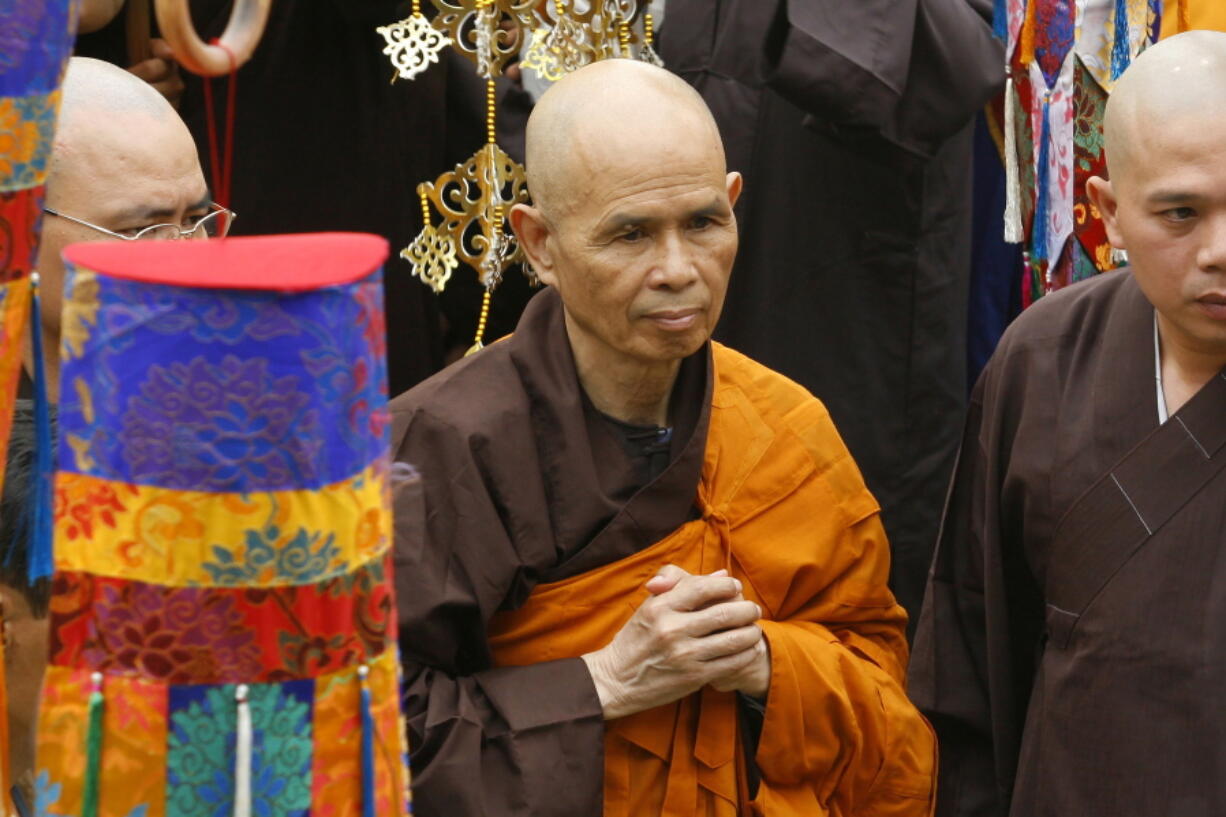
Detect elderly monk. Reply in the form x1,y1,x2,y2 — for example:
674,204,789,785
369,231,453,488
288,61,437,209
22,57,219,401
391,59,935,817
910,31,1226,817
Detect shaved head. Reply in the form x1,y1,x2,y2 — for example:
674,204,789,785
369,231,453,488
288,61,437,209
31,57,207,401
524,59,726,219
59,55,176,119
1086,29,1226,377
48,57,181,195
1105,30,1226,184
510,58,742,424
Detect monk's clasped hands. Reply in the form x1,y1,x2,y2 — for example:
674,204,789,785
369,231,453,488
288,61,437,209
580,565,770,721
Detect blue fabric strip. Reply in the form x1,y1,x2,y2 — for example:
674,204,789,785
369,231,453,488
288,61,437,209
992,0,1008,41
1031,96,1053,266
1111,0,1132,81
58,268,390,492
28,275,54,581
0,0,75,97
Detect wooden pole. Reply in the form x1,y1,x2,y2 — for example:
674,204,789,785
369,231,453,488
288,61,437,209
125,0,153,64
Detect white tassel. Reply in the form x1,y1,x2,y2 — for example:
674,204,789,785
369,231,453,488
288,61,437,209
233,685,252,817
1003,74,1024,244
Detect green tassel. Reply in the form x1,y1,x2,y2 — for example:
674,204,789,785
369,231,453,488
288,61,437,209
81,672,104,817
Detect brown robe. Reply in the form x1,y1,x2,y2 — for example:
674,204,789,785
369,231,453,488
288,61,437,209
392,288,932,815
909,269,1226,816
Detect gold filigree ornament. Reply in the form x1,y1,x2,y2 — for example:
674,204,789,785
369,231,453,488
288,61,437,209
414,141,528,290
402,223,460,293
377,4,453,82
429,0,538,78
521,13,593,80
520,0,657,81
591,0,642,59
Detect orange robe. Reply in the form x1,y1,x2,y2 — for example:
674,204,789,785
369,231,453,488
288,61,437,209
1161,0,1226,37
486,344,936,816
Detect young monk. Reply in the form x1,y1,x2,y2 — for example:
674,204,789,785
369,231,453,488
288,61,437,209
911,30,1226,817
391,60,935,816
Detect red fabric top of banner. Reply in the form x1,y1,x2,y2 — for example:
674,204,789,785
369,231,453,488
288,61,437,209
61,232,390,291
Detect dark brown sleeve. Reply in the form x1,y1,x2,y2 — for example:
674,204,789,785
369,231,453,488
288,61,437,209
763,0,1004,156
392,407,605,817
907,351,1045,817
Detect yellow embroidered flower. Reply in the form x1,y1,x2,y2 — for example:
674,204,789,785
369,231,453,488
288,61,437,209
61,271,100,360
0,98,41,181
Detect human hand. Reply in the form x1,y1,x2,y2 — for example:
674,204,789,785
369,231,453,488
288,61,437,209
129,39,185,109
500,15,523,85
647,565,771,699
710,634,770,698
581,570,763,720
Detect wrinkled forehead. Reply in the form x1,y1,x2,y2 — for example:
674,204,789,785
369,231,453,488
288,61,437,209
559,109,726,187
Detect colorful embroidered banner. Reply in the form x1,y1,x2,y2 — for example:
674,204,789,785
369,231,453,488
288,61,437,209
49,555,395,685
0,276,30,500
999,0,1159,303
38,233,412,816
58,268,389,493
1072,55,1112,276
0,4,75,812
0,0,76,97
54,466,390,587
0,186,43,284
0,0,73,507
0,90,60,193
37,648,407,817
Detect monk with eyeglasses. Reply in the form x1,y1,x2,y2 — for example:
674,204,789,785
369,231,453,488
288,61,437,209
25,56,231,402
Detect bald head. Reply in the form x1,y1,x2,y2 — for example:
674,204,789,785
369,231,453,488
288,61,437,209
525,59,726,218
58,56,178,129
49,57,182,186
1084,30,1226,370
33,57,208,398
1105,31,1226,183
509,59,742,393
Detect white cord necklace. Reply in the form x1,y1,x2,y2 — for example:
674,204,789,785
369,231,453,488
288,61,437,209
1155,311,1169,424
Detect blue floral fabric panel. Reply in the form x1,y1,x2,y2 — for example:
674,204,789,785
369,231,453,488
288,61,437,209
167,680,314,817
58,269,390,492
0,0,75,97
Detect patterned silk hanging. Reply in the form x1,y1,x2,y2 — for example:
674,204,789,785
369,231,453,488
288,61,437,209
35,234,412,817
999,0,1160,305
0,0,75,526
1071,55,1112,279
0,2,75,813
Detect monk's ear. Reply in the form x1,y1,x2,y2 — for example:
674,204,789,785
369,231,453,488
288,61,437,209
1086,176,1126,250
509,203,558,287
726,172,743,209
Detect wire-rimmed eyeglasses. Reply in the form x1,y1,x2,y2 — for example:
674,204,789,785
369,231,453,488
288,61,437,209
43,202,236,241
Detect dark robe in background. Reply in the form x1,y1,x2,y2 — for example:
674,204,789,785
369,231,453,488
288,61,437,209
910,269,1226,816
659,0,1004,626
180,0,482,395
